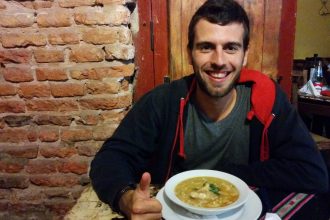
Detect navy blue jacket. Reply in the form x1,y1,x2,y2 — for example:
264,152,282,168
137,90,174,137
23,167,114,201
90,71,328,211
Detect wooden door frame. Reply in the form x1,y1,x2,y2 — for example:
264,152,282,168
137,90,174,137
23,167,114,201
134,0,296,101
133,0,169,102
278,0,297,100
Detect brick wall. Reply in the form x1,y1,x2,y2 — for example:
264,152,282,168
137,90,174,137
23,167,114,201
0,0,136,219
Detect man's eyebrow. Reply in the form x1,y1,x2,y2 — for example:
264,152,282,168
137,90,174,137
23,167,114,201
195,41,215,48
225,41,243,48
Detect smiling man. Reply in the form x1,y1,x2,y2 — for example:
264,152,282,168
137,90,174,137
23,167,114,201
90,0,328,219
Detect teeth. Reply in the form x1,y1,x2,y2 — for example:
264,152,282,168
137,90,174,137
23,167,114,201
210,72,226,78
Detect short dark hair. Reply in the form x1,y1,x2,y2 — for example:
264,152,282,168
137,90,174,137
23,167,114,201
187,0,250,51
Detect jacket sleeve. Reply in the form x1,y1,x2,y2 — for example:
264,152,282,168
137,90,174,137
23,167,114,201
89,87,166,209
223,86,329,193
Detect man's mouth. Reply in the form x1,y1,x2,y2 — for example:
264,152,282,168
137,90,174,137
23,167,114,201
205,70,230,79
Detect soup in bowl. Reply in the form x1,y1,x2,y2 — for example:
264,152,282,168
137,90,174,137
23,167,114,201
164,170,249,216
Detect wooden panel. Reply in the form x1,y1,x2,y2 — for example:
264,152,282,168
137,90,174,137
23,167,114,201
169,0,205,80
278,0,297,99
133,0,154,101
242,0,264,71
152,0,169,86
181,0,205,76
262,0,282,79
169,0,183,80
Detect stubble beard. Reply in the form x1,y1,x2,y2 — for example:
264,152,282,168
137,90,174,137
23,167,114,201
195,71,239,98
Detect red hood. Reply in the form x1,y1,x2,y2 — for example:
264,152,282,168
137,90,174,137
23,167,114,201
239,68,275,126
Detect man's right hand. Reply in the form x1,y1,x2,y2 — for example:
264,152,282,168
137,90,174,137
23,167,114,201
118,172,163,220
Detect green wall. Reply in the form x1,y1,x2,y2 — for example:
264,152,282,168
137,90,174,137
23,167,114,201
294,0,330,59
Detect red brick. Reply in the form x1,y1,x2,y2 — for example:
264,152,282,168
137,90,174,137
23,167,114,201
79,94,132,110
18,83,51,98
38,128,59,142
2,67,33,83
75,141,102,156
0,161,24,173
0,128,36,143
50,83,84,97
76,112,99,125
96,0,125,4
26,99,79,112
1,33,47,48
82,27,119,44
0,100,26,113
21,1,53,10
86,79,120,95
58,158,89,174
105,43,135,60
40,145,77,158
37,9,71,27
3,115,32,127
0,144,38,159
93,124,117,140
99,108,128,123
11,188,45,201
36,68,68,81
60,129,93,142
0,83,17,96
0,13,34,28
7,202,46,214
70,63,135,80
0,49,32,64
48,31,80,45
43,186,84,199
69,45,104,63
44,199,76,215
33,114,72,126
0,154,27,173
34,49,65,63
26,159,59,174
82,26,131,44
59,0,95,8
0,189,10,200
0,174,29,189
74,5,129,25
30,174,80,187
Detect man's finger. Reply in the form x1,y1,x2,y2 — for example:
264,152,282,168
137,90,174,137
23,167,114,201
137,172,151,194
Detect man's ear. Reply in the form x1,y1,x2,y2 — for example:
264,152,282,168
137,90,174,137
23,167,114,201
243,48,249,67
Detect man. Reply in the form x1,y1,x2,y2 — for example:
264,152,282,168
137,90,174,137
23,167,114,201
90,0,329,219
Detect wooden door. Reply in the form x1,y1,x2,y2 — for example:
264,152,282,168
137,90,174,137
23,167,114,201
168,0,297,98
169,0,282,80
134,0,296,100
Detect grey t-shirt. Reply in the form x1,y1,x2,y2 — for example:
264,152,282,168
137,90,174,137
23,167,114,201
182,84,251,170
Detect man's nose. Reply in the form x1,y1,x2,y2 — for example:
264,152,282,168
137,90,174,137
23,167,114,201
211,48,226,66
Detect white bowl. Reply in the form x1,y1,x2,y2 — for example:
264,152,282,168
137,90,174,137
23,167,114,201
164,170,250,216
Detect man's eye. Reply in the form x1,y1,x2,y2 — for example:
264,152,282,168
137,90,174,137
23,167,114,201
225,45,240,53
200,46,212,52
196,44,213,52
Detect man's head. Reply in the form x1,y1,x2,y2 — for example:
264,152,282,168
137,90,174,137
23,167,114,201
187,0,250,99
188,0,250,52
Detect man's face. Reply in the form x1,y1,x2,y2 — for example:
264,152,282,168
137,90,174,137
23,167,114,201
189,19,248,98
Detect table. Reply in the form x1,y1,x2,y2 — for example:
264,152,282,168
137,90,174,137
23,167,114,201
65,184,330,220
297,93,330,138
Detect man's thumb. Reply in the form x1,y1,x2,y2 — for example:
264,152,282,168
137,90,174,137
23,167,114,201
137,172,151,196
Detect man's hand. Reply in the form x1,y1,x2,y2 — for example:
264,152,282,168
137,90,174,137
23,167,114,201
118,172,162,220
